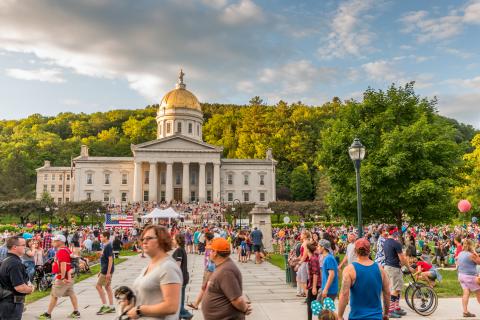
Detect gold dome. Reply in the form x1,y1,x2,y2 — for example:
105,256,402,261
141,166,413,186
159,70,201,111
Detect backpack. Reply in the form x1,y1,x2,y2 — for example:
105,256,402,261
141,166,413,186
288,242,302,268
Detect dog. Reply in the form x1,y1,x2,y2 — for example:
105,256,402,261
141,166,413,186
114,286,136,320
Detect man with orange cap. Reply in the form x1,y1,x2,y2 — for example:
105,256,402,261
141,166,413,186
202,238,252,320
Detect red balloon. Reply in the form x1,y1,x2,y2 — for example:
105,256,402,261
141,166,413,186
458,200,472,213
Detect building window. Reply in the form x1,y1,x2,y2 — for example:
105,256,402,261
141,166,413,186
227,174,233,185
190,173,196,185
86,173,93,185
104,192,110,202
188,123,193,134
190,191,196,202
144,171,149,184
176,173,181,185
44,174,48,181
66,184,70,192
66,197,70,202
228,192,233,202
207,190,212,202
59,175,63,181
207,172,212,185
243,192,249,202
121,192,127,202
58,185,63,192
260,175,265,185
161,172,166,185
66,174,70,181
161,191,166,202
58,198,62,204
51,185,55,192
259,192,265,202
143,191,149,202
43,184,47,192
52,174,55,181
244,174,249,185
177,122,182,133
86,192,92,201
166,122,171,134
104,173,110,185
122,173,128,185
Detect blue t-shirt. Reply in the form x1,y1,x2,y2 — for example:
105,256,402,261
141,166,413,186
321,253,339,295
193,231,201,244
250,230,263,245
100,242,114,275
383,238,402,268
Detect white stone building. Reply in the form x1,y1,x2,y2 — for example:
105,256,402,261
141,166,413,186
36,72,277,205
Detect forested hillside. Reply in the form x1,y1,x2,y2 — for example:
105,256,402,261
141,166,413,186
0,85,477,208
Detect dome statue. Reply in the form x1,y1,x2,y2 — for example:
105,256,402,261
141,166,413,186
159,69,201,111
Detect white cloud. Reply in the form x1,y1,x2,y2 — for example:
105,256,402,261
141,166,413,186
236,80,255,93
5,67,65,83
221,0,263,25
317,0,376,59
463,76,480,88
464,0,480,24
438,93,480,128
442,47,473,59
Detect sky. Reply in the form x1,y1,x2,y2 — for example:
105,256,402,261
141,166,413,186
0,0,479,128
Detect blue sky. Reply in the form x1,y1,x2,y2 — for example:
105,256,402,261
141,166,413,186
0,0,479,128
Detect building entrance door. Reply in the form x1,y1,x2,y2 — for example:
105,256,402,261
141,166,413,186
173,188,182,202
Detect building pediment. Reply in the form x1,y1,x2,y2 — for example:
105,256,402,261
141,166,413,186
132,134,223,153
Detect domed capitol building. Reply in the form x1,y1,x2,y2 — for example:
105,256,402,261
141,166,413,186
35,71,277,205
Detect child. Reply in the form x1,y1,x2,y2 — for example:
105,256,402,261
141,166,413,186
319,310,338,320
240,239,247,263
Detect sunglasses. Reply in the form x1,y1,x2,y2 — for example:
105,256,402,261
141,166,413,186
140,236,157,242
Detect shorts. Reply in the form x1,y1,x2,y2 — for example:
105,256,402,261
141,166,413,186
458,274,480,292
253,245,261,253
241,248,247,256
51,281,75,298
384,266,403,292
426,271,437,281
97,273,112,286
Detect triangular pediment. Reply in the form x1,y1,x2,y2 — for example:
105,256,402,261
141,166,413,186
132,135,222,152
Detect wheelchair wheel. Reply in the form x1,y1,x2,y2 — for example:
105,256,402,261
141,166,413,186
411,286,438,316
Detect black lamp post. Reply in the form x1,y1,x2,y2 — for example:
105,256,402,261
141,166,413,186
348,138,366,238
232,199,241,229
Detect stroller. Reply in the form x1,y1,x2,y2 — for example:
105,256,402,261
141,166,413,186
33,258,54,292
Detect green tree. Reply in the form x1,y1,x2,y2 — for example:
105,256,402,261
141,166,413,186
290,164,313,201
57,200,104,225
317,83,464,228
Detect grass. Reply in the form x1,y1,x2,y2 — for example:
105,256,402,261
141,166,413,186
118,250,140,257
26,257,127,304
267,253,464,298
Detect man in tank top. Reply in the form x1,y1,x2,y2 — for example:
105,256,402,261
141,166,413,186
338,238,390,320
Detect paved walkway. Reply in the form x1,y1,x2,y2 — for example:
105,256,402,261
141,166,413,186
23,253,480,319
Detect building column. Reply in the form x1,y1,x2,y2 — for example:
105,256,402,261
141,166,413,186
149,162,158,202
198,162,206,203
271,163,276,201
182,162,190,203
165,162,173,203
213,162,221,203
133,161,142,202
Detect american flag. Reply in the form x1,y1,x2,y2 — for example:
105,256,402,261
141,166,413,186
105,214,134,228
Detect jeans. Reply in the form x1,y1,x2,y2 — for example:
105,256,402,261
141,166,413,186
307,288,317,320
179,285,192,319
23,261,35,282
0,300,23,320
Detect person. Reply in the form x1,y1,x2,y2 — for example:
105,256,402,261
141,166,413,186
338,232,357,270
0,236,35,320
172,233,193,320
126,226,182,319
82,235,93,252
42,229,53,252
193,228,201,254
338,238,390,320
457,239,480,318
96,231,115,315
374,227,388,266
306,242,321,320
39,234,80,319
318,239,339,301
295,230,312,298
22,239,36,281
112,236,123,259
410,257,440,288
250,227,263,264
383,226,407,318
202,237,252,320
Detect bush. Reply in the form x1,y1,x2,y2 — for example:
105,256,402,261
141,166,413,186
271,221,344,229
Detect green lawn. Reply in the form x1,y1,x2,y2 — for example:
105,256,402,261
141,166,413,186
119,250,140,257
267,253,464,298
26,257,127,304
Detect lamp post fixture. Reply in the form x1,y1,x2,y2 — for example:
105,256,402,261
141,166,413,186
348,138,366,238
94,208,100,227
42,206,50,227
232,199,241,229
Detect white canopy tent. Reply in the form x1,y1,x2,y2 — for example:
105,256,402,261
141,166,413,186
141,207,182,225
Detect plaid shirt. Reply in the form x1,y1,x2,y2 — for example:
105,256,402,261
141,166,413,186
43,233,52,251
307,253,321,289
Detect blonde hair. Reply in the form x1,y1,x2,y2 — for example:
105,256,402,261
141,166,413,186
319,310,338,320
462,239,475,253
302,230,312,240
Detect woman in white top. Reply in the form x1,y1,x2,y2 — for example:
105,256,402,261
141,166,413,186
127,226,182,320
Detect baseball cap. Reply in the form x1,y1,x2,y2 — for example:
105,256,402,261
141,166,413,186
355,238,371,254
52,234,66,243
210,238,230,252
318,239,331,250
